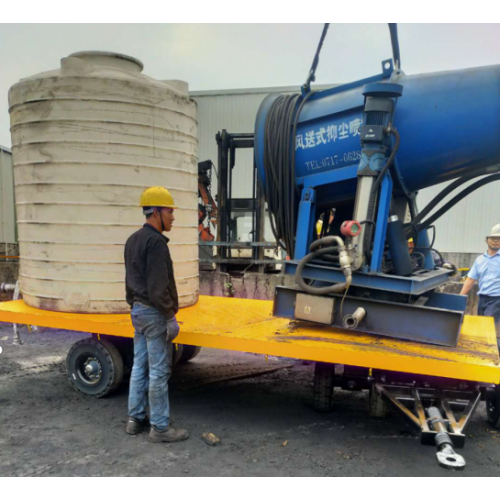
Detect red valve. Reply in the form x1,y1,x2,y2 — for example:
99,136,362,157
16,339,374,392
341,220,362,237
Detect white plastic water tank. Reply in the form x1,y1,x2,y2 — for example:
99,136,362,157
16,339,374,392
8,51,199,313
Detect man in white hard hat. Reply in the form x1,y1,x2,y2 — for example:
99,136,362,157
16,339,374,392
123,186,189,443
460,223,500,336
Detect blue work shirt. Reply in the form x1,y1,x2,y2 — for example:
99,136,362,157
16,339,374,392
468,251,500,297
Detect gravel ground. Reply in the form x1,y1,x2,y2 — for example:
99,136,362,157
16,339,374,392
1,322,500,477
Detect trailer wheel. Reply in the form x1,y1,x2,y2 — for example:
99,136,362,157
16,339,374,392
487,385,500,428
178,345,202,364
368,385,389,418
313,362,335,412
66,338,124,398
172,343,184,367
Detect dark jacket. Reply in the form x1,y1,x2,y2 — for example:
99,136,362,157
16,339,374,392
124,224,179,320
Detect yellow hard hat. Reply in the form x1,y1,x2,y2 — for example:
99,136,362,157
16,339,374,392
140,186,177,212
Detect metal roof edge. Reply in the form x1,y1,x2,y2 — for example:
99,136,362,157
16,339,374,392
0,145,12,154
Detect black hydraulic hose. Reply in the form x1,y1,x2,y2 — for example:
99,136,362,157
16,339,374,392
291,91,315,238
364,128,400,260
321,254,340,262
371,128,400,195
359,219,375,226
309,236,341,263
412,251,426,269
408,165,500,230
428,225,436,249
263,90,317,258
296,245,352,295
263,94,302,256
263,24,335,258
416,173,500,231
309,236,341,253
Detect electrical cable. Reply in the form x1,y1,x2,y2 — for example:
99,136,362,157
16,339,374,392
262,25,333,258
428,225,436,249
432,248,445,267
263,94,301,255
418,247,445,267
411,251,426,269
371,127,400,195
416,173,500,232
340,285,350,321
407,165,500,231
263,92,318,257
359,219,375,226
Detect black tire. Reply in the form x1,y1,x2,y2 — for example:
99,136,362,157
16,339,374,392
313,362,335,412
172,343,184,367
178,345,202,364
66,338,124,398
487,385,500,428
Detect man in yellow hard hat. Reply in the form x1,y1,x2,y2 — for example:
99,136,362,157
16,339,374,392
461,223,500,337
124,186,189,443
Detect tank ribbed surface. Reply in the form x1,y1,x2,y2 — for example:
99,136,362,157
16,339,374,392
8,51,199,313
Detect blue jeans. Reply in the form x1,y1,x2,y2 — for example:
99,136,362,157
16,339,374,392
128,302,179,430
478,295,500,336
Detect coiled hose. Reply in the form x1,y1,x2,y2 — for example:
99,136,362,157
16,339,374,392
263,91,316,258
295,236,352,295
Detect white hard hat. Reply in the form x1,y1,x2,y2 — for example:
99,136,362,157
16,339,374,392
487,224,500,238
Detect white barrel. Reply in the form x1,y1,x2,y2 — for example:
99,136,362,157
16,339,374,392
8,51,199,313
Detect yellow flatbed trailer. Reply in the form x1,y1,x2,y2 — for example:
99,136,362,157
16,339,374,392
1,295,500,469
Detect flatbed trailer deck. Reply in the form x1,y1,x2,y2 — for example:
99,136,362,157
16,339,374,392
1,296,499,383
2,295,500,470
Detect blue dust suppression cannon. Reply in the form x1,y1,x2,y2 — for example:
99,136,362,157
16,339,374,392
255,24,500,347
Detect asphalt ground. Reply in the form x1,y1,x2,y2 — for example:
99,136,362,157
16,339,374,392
1,323,500,477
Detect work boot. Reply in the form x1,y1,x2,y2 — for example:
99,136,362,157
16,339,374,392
148,426,189,443
126,416,149,435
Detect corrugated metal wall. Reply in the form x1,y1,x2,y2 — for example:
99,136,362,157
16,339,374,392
417,180,500,254
193,91,268,199
0,146,17,246
193,88,499,256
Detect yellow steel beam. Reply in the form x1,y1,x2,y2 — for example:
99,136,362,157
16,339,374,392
0,296,498,384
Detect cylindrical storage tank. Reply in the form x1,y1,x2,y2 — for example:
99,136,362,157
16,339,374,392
8,51,199,313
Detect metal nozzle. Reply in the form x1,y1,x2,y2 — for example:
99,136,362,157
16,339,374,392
0,283,16,293
343,307,366,329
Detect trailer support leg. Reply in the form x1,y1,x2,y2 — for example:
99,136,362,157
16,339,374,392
427,406,465,470
374,383,482,470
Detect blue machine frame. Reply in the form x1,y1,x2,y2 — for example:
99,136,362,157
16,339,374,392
256,59,450,295
273,286,467,347
252,55,500,345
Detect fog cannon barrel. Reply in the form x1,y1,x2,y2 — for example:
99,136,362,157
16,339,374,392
255,65,500,201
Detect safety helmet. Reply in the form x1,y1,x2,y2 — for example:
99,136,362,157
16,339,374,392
487,224,500,238
140,186,177,214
